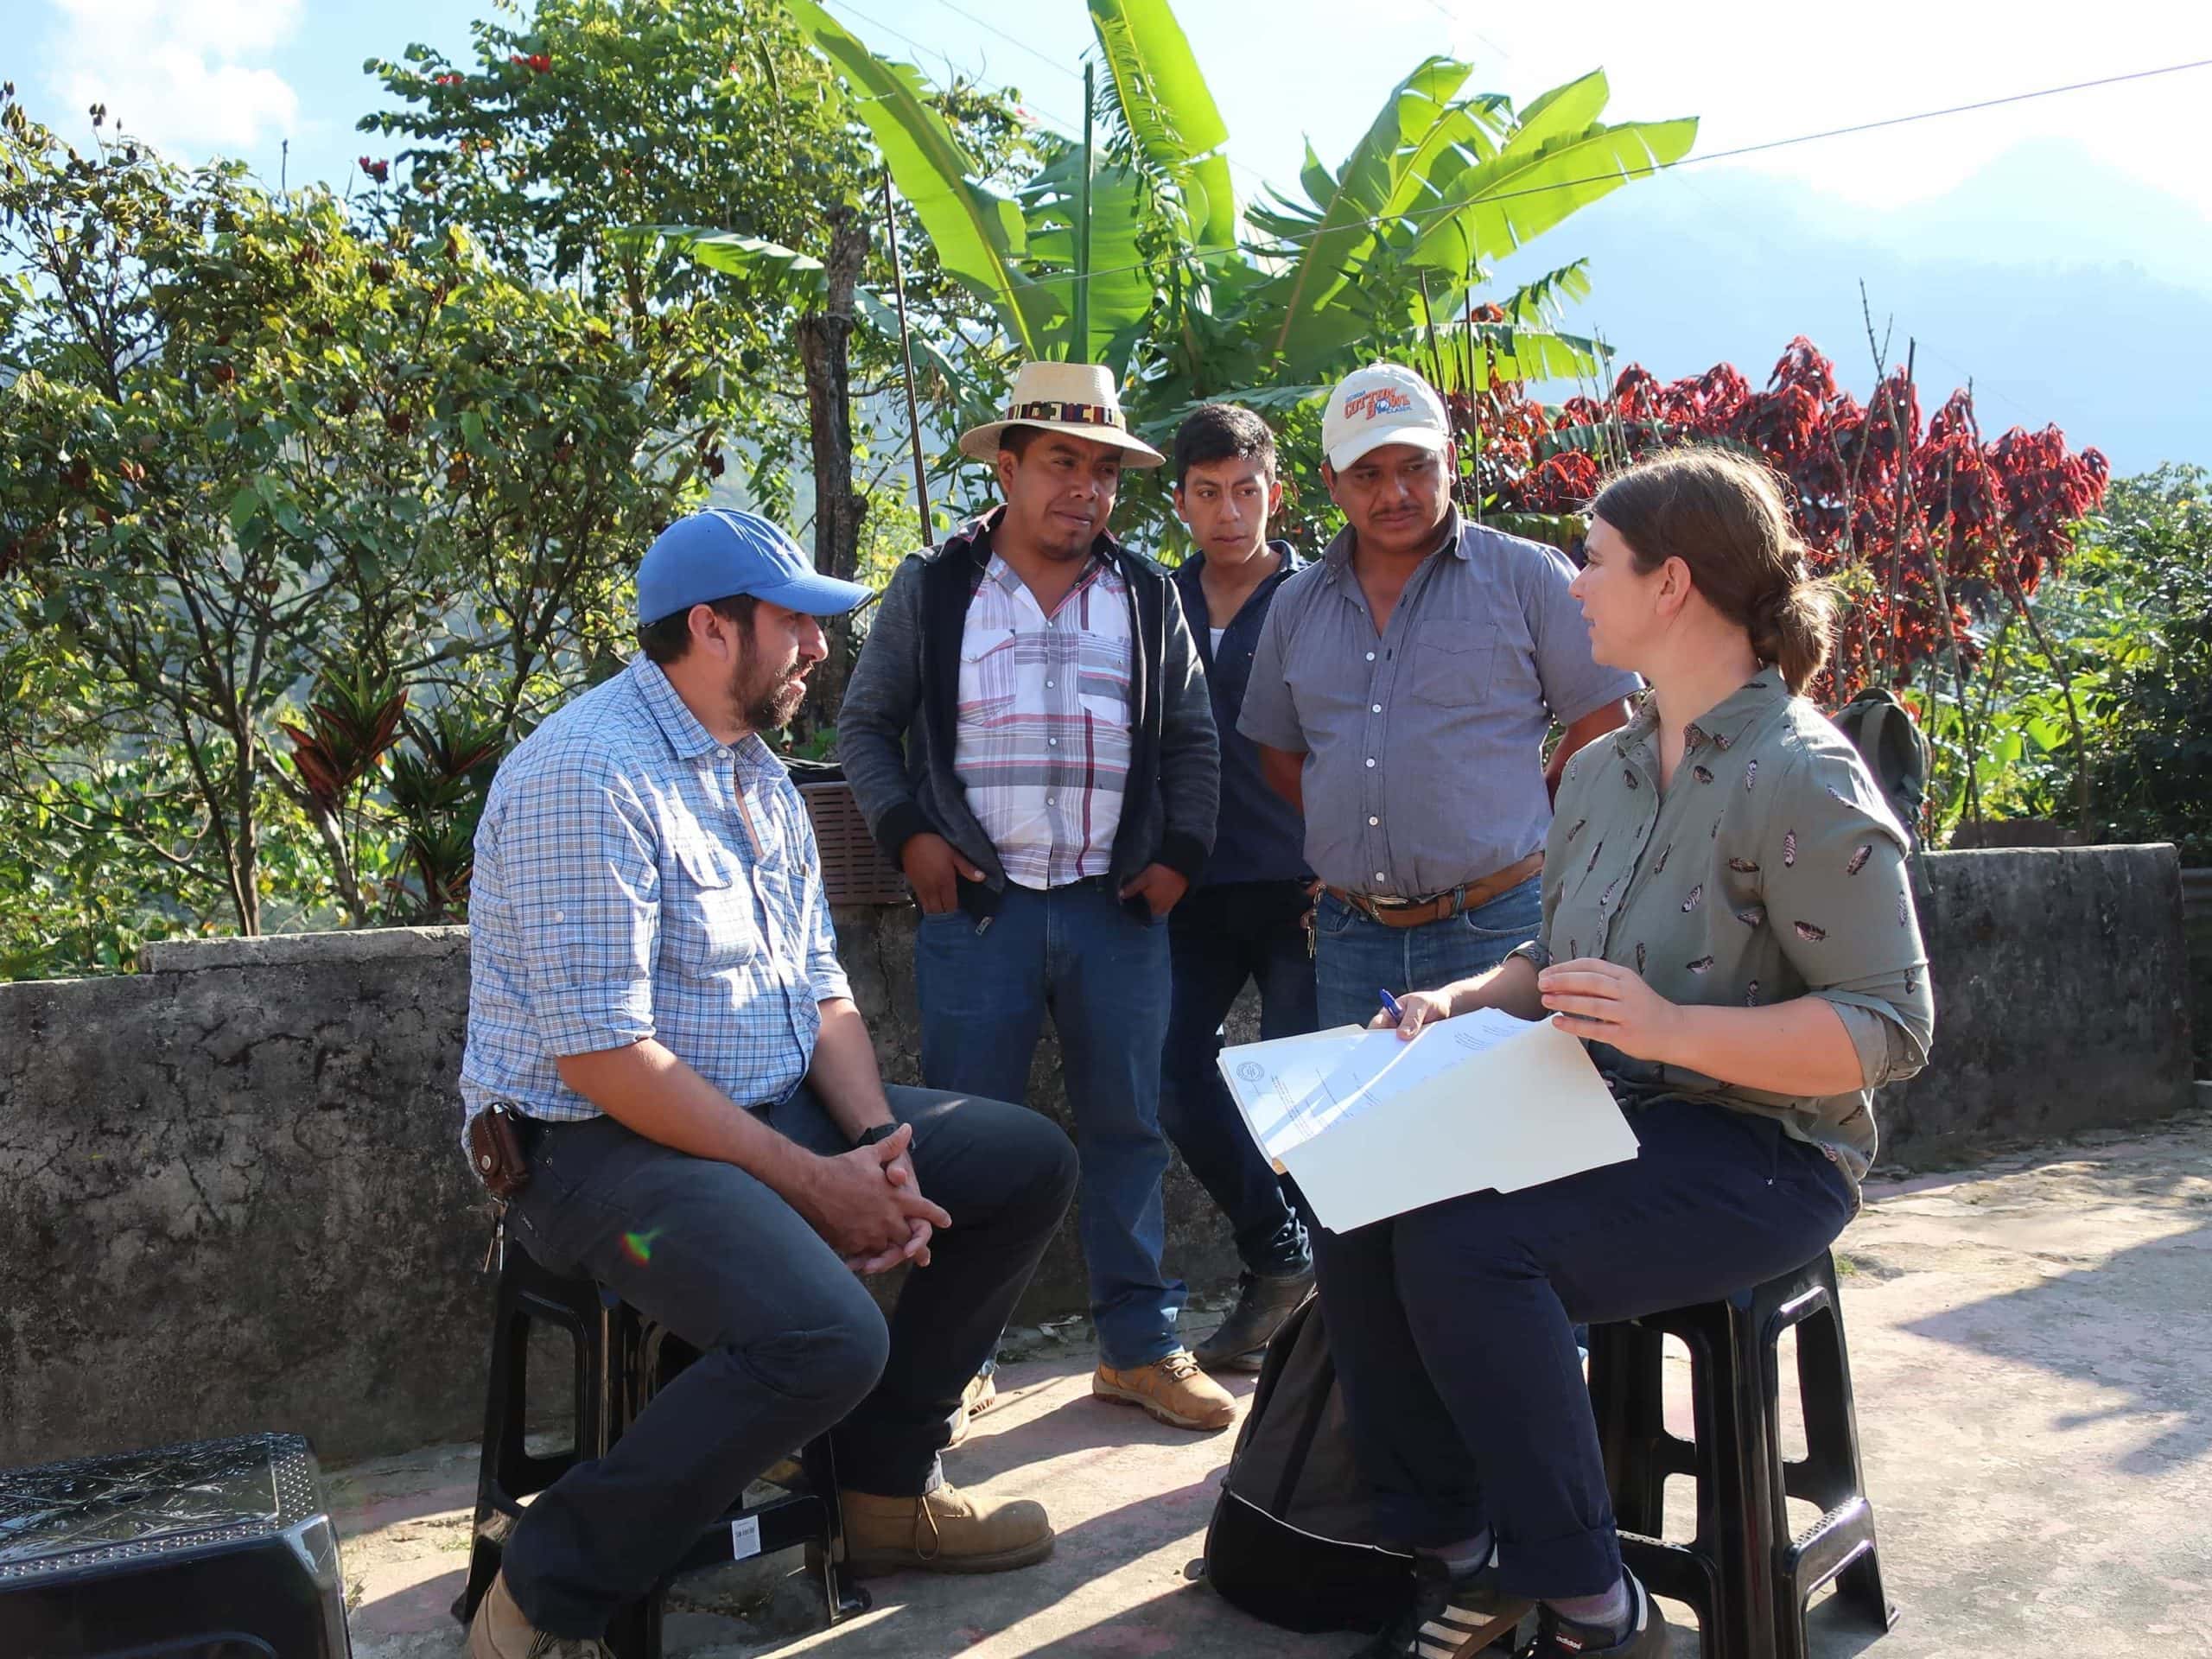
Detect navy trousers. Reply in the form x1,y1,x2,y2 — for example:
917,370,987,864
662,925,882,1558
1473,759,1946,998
1310,1096,1855,1600
1160,879,1316,1277
500,1085,1077,1637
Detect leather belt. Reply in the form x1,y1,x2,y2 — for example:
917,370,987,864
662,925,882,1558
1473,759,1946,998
1325,851,1545,931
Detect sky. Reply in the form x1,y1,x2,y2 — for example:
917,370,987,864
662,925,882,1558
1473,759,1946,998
8,0,2212,466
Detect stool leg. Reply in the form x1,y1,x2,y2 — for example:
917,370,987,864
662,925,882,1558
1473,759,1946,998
801,1433,872,1621
1727,1292,1789,1659
1789,1266,1892,1637
457,1270,528,1625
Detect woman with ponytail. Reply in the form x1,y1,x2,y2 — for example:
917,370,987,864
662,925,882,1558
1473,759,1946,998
1322,449,1935,1659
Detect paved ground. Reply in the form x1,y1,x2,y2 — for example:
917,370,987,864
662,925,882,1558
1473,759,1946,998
334,1109,2212,1658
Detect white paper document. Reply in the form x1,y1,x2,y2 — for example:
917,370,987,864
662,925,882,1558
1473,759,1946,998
1217,1008,1637,1232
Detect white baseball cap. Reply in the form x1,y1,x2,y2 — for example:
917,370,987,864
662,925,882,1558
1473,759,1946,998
1321,363,1452,472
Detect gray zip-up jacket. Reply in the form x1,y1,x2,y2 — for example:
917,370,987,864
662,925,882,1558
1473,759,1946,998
837,510,1219,924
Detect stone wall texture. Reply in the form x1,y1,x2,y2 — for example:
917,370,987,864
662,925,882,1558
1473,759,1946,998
0,845,2196,1468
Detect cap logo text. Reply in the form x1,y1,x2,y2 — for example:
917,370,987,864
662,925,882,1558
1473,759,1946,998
1344,387,1414,423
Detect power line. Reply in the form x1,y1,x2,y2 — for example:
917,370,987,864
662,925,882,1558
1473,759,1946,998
826,0,1087,137
809,20,2211,297
1412,0,1516,64
1044,54,2212,288
832,0,1277,199
926,0,1084,83
1693,56,2211,168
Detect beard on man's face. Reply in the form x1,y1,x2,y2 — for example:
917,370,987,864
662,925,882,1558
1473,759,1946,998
730,639,809,733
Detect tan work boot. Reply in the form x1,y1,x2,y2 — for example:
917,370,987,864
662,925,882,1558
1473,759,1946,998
468,1569,609,1659
841,1482,1054,1576
1092,1349,1236,1431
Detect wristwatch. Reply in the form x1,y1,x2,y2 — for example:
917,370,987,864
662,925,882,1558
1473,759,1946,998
853,1122,901,1151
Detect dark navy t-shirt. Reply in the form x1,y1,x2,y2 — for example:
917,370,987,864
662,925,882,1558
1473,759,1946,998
1173,542,1313,888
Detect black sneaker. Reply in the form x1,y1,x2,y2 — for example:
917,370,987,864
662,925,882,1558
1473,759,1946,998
1192,1266,1313,1370
1351,1552,1532,1659
1528,1573,1669,1658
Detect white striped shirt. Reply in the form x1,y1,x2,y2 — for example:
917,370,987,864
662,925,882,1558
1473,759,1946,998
953,552,1133,889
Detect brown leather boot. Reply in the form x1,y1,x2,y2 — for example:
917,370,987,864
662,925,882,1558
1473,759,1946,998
840,1482,1054,1576
1091,1349,1236,1431
467,1569,609,1659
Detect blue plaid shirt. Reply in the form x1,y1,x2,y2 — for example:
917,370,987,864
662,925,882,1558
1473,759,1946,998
459,656,851,1138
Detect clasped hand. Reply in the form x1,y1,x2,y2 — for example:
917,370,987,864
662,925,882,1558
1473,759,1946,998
795,1122,951,1276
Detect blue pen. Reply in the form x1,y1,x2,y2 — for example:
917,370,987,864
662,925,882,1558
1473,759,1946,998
1378,988,1404,1025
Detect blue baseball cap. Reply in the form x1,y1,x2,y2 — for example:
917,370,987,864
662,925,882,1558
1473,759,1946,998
635,509,873,626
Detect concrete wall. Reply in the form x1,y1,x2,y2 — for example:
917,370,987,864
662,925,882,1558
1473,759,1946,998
1878,845,2197,1166
0,845,2196,1469
0,919,1237,1471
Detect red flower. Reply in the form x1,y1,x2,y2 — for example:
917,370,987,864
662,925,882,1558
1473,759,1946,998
513,52,550,73
434,72,464,87
358,156,389,183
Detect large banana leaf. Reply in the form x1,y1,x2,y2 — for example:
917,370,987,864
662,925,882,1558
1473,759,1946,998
1427,319,1611,391
1263,55,1474,365
1020,150,1156,372
785,0,1062,355
1375,95,1512,230
1509,68,1612,149
1087,0,1237,254
1408,100,1698,274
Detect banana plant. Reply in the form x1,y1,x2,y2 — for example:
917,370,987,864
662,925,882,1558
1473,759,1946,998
785,0,1064,358
1248,62,1694,379
1085,0,1237,256
776,0,1227,379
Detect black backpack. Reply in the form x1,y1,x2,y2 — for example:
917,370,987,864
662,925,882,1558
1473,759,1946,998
1201,1294,1414,1634
1828,687,1931,852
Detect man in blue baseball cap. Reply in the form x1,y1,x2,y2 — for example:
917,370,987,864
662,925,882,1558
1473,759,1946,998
461,509,1079,1657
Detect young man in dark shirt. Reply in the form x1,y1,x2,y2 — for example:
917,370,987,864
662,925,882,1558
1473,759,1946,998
1164,404,1317,1369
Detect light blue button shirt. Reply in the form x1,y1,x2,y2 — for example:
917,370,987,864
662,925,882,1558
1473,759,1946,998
460,656,850,1138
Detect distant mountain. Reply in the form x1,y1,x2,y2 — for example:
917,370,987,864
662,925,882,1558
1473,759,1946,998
1492,142,2212,474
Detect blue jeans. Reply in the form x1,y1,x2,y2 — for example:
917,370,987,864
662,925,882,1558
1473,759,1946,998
1312,1097,1854,1600
916,880,1182,1369
1313,874,1545,1030
1161,880,1316,1278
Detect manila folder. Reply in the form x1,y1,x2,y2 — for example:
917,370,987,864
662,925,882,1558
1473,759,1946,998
1275,1012,1637,1233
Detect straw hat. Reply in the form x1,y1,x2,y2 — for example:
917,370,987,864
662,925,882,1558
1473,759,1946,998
956,361,1166,468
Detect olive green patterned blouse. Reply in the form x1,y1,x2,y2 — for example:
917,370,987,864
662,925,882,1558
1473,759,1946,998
1516,674,1935,1182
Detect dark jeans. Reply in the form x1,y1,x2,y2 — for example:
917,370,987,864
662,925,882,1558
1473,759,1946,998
915,878,1181,1369
1313,875,1544,1031
1161,880,1315,1277
499,1084,1077,1637
1310,1096,1854,1601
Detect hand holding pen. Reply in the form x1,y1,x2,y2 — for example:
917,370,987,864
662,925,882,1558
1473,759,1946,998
1370,986,1452,1039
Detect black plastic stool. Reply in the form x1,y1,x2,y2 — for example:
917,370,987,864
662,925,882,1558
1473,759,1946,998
1586,1249,1895,1659
453,1243,870,1656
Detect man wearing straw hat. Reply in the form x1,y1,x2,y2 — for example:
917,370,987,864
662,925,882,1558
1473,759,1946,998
841,360,1236,1433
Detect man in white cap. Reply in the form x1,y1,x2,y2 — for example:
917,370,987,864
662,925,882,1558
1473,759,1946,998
461,509,1078,1658
1240,362,1637,1033
1236,366,1635,1611
840,361,1236,1433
